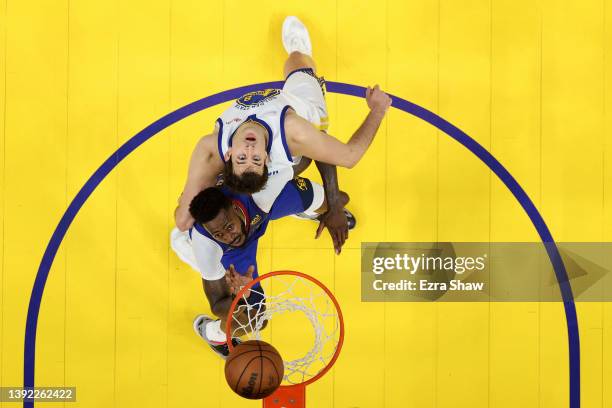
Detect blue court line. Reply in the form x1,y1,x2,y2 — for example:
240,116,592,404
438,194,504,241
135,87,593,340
23,81,580,408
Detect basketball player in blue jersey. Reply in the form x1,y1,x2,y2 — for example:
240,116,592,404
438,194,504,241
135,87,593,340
171,176,338,358
174,16,392,254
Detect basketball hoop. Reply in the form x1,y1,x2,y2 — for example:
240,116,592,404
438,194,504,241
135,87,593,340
226,271,344,408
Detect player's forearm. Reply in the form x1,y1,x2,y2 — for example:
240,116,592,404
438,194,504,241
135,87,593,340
176,133,223,230
175,172,218,230
180,172,217,208
345,108,386,167
175,195,196,231
211,295,234,318
203,276,234,319
314,161,342,210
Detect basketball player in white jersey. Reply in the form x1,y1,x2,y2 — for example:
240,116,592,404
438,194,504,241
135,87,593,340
174,16,392,254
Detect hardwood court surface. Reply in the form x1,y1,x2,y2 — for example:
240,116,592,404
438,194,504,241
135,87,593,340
1,1,611,407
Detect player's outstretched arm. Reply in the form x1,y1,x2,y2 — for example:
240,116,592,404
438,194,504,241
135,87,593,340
313,161,348,254
285,85,392,168
203,276,234,319
175,131,224,231
203,265,254,317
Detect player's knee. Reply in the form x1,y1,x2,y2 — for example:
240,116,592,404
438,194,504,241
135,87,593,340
284,53,316,78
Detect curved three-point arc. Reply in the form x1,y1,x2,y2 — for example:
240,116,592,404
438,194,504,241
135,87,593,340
23,81,580,408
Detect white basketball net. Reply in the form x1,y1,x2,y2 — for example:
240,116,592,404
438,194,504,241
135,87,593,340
229,274,341,385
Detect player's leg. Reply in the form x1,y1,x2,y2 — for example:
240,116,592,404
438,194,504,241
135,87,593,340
281,18,357,242
193,311,266,361
194,282,266,359
284,52,316,79
214,246,268,339
281,16,329,132
193,314,241,359
283,17,317,176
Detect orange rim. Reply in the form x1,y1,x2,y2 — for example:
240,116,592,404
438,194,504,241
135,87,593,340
225,270,344,388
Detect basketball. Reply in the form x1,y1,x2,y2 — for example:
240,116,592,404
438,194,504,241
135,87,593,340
224,340,284,399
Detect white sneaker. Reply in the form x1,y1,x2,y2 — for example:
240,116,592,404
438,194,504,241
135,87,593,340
193,314,241,360
282,16,312,57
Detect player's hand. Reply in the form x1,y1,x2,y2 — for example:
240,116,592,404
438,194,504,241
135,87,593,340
365,85,392,114
174,203,196,231
225,264,255,298
315,207,349,255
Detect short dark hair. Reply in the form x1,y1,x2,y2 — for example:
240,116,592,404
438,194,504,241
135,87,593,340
223,160,269,194
189,187,232,224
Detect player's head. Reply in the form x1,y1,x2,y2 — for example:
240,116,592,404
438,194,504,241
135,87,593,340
189,187,247,247
223,121,269,194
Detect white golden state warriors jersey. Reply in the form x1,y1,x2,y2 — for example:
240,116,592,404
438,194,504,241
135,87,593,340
216,88,321,212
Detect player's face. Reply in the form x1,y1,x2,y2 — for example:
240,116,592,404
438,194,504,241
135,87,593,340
228,124,268,175
204,206,247,247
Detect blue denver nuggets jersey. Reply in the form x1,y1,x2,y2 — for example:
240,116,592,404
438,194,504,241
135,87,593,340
186,178,316,282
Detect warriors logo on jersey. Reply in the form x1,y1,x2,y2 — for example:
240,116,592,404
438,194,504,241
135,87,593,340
236,89,281,109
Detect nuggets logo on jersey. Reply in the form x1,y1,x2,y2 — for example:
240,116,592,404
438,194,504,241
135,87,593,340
236,89,281,109
295,177,308,191
250,214,262,227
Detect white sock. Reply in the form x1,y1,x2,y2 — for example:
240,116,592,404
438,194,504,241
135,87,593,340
205,319,227,343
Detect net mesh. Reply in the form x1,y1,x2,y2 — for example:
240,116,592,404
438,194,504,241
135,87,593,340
229,274,341,385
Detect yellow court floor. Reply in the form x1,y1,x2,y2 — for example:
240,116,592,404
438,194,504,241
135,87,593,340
1,0,612,407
